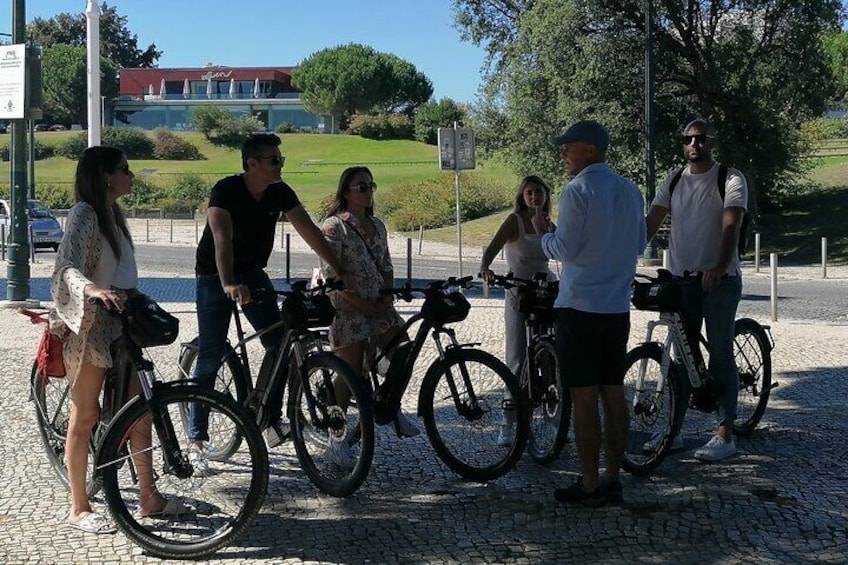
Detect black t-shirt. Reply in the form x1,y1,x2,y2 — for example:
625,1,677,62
195,175,301,275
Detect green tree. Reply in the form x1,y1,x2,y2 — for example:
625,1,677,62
823,31,848,101
453,0,843,206
42,44,119,127
414,98,467,144
291,44,433,128
27,3,162,68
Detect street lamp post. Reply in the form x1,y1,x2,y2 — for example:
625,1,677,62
642,0,658,261
86,0,101,146
6,0,30,301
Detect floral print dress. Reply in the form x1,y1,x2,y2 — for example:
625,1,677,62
321,212,403,349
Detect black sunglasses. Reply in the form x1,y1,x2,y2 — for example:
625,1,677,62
257,155,285,166
349,181,377,193
116,164,131,174
681,134,714,145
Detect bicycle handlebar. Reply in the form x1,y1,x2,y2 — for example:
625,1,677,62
379,276,475,302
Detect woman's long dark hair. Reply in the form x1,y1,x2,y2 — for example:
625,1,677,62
325,166,375,218
512,174,553,215
74,146,133,259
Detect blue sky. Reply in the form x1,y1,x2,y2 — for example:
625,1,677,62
23,0,489,104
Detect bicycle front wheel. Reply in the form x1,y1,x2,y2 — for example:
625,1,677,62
288,353,374,498
523,339,570,464
733,319,773,436
622,343,682,475
98,385,268,559
177,339,248,461
419,348,528,482
30,361,101,496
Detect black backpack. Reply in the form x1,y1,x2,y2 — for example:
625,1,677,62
667,164,756,257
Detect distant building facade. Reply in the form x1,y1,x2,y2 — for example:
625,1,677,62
112,66,329,132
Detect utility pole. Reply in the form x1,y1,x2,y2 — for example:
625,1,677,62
86,0,101,146
6,0,30,301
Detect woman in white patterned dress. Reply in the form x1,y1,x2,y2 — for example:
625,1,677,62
51,147,184,534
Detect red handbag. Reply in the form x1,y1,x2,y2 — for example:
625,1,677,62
19,309,66,380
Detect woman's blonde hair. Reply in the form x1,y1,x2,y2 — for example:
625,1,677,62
512,175,553,215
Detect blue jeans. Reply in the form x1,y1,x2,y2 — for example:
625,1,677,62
189,269,284,442
677,275,742,427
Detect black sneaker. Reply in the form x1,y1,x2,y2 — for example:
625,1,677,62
554,477,605,507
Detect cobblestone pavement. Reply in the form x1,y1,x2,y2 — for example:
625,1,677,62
1,231,847,563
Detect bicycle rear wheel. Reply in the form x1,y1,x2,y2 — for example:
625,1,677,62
288,353,374,497
30,361,100,496
419,348,528,482
177,339,248,461
622,343,682,475
98,385,267,559
733,318,773,435
523,339,570,464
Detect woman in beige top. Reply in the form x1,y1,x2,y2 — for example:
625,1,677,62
51,147,183,534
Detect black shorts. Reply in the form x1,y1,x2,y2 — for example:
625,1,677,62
555,308,630,388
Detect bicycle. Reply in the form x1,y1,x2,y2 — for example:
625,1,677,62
488,272,570,464
623,269,777,474
177,278,374,498
24,298,268,559
367,276,529,482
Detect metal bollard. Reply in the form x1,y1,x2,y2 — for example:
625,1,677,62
822,237,828,279
769,253,778,322
169,218,174,243
418,225,424,255
280,220,285,249
407,237,412,283
754,233,761,274
195,219,199,244
1,224,5,261
146,219,150,242
662,249,669,269
29,225,36,263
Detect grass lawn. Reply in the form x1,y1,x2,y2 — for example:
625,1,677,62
3,131,845,264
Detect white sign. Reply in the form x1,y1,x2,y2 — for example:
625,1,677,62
438,127,476,171
0,44,26,120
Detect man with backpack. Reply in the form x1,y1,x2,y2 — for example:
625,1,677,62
645,118,749,462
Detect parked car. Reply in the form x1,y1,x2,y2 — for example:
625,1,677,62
0,123,7,134
48,124,67,132
0,199,64,251
32,123,50,132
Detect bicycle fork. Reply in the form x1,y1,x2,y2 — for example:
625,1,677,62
433,328,487,421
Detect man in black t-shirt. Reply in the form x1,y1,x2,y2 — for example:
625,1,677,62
189,133,348,464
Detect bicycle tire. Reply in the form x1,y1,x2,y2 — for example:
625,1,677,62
733,318,773,436
419,348,528,482
177,338,248,461
621,343,683,475
30,361,101,496
287,352,374,497
98,385,268,559
523,339,570,464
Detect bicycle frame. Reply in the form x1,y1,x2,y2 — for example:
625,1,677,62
639,311,706,393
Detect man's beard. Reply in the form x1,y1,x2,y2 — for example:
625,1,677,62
686,151,709,163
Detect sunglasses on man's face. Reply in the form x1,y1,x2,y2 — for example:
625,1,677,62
349,181,377,193
681,134,714,146
257,155,285,167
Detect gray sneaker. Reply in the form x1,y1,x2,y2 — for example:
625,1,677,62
325,435,356,469
263,420,290,449
393,411,421,438
694,435,736,462
496,408,516,447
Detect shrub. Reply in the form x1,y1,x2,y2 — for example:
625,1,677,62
190,105,263,146
121,177,161,209
168,173,211,206
0,138,55,161
102,127,155,159
158,197,196,214
153,128,204,160
414,98,466,145
379,172,513,231
275,122,297,134
55,133,89,160
348,114,414,140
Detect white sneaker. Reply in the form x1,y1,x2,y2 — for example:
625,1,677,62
325,435,356,469
263,419,290,449
694,435,736,462
496,408,516,447
642,431,684,452
394,411,421,438
188,445,213,477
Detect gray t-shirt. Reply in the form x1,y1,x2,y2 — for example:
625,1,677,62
652,162,747,277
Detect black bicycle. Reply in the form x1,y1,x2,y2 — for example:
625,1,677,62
624,270,777,474
25,298,268,559
177,278,374,498
488,272,570,464
367,276,529,482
